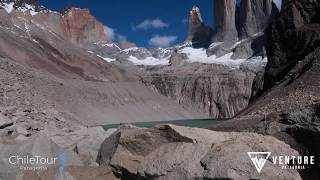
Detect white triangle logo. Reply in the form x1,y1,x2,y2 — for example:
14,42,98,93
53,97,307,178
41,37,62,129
248,152,271,173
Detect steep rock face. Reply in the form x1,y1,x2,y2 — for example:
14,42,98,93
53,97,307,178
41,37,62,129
265,0,320,88
211,103,320,179
97,124,301,180
0,3,129,82
208,0,278,61
187,6,213,48
62,8,109,46
212,1,320,177
0,12,125,81
238,0,279,38
139,63,259,118
212,0,238,42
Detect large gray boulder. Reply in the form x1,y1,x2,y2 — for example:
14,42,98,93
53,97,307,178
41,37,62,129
97,124,301,180
44,126,117,166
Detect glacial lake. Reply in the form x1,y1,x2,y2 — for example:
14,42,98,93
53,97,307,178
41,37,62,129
102,119,224,130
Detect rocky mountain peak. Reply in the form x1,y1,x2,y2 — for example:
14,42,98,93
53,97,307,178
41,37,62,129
190,6,203,23
238,0,279,38
187,6,213,48
62,7,110,46
187,6,204,41
211,0,238,42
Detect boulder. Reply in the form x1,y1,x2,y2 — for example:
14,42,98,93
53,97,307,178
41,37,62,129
97,124,301,180
44,126,116,166
201,134,299,180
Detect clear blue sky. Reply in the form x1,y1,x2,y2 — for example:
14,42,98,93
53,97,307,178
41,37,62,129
38,0,214,47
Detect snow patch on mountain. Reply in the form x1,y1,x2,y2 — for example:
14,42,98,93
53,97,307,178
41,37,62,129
0,2,39,16
0,2,14,13
127,55,170,66
179,47,247,68
96,55,116,63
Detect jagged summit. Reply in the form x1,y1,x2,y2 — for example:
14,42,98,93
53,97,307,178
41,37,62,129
62,7,110,45
187,5,213,48
190,6,203,23
187,6,204,41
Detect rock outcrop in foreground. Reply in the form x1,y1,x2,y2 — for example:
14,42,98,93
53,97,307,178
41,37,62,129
97,124,301,180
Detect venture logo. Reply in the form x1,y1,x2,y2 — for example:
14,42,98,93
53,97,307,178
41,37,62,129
248,152,271,173
248,152,315,173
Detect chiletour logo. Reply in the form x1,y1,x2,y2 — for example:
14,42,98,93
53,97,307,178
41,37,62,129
8,153,67,172
248,151,315,173
248,152,271,173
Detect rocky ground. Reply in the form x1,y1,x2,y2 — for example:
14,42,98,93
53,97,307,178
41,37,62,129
97,124,301,180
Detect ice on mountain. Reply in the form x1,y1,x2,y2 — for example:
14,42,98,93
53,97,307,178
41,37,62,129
0,2,14,13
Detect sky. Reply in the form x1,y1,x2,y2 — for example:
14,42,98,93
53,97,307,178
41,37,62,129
37,0,282,48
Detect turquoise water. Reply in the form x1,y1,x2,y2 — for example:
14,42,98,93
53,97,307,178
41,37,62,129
102,119,224,130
